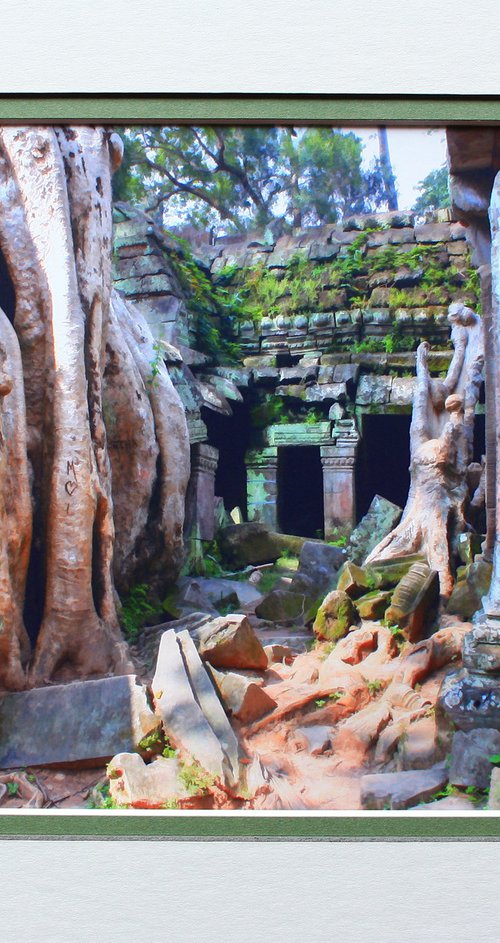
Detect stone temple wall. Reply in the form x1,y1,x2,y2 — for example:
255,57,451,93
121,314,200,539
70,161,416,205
196,209,474,360
112,205,482,542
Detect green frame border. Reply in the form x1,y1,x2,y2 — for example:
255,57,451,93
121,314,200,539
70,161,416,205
0,94,499,125
0,93,499,839
0,812,498,839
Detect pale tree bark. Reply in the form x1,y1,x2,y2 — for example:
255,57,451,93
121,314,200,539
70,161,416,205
103,291,191,594
0,313,31,688
0,127,190,689
366,306,484,599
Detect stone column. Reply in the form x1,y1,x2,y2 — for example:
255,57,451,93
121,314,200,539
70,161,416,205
321,446,357,538
246,447,278,530
321,421,359,538
185,443,219,541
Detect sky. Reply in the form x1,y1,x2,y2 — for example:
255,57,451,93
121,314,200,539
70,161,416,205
352,127,447,211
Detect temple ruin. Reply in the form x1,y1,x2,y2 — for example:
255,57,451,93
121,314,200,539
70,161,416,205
112,203,480,542
1,125,500,811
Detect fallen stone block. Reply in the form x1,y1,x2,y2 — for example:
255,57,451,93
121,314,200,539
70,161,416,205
347,495,402,565
290,540,345,597
335,561,372,599
152,631,234,786
255,589,307,623
195,613,268,671
179,577,262,611
0,674,159,769
356,590,392,621
176,631,240,783
367,554,427,590
449,728,500,790
385,562,439,642
360,767,448,810
218,522,304,568
210,668,277,724
313,590,360,642
446,558,492,621
138,611,213,671
108,753,191,808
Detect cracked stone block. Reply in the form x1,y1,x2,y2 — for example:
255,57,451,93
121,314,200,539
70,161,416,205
0,675,159,769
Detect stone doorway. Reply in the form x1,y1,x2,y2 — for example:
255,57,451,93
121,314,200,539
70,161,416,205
356,413,411,521
203,401,251,518
278,446,324,538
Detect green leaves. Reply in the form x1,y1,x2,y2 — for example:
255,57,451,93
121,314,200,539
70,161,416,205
412,164,450,215
112,126,388,234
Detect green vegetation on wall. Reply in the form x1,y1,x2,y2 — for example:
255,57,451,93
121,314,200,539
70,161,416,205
214,229,480,333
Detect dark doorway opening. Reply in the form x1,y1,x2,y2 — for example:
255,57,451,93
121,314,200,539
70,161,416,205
202,401,251,517
473,411,485,464
0,248,15,323
356,413,411,521
278,446,324,538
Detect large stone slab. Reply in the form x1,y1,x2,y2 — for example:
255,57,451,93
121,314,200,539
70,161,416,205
152,631,232,786
449,728,500,789
0,675,159,769
179,577,262,612
218,522,305,568
176,630,240,783
360,767,448,810
348,495,402,565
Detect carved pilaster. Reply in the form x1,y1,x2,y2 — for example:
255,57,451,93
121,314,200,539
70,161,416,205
184,443,219,542
321,431,358,538
246,447,278,529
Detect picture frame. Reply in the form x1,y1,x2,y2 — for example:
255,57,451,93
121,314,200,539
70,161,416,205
0,1,499,936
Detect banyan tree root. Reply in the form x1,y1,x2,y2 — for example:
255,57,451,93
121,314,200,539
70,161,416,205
0,127,190,689
366,310,484,599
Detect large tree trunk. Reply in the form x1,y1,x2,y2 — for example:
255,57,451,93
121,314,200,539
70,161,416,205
0,127,190,689
366,306,484,599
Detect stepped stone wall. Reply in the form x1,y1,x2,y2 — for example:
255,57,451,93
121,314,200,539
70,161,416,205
197,210,474,360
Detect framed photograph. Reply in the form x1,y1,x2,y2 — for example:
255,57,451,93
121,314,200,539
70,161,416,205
0,1,499,939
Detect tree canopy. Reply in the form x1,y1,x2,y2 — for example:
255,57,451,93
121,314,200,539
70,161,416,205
112,126,389,235
412,164,450,215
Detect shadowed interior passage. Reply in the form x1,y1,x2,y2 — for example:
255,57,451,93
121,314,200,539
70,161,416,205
278,446,324,538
